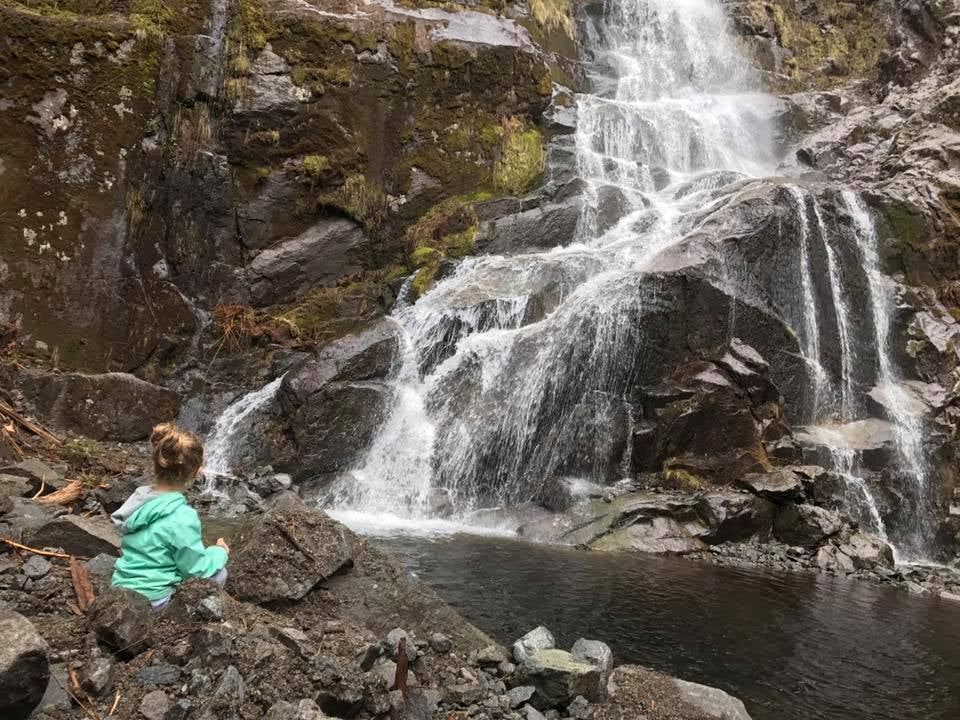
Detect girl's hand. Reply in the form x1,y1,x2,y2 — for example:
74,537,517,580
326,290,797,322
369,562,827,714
216,538,230,554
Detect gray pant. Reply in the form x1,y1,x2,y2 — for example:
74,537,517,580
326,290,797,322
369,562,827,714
151,568,228,610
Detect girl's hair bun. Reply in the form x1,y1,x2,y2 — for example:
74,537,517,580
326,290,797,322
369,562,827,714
150,423,203,485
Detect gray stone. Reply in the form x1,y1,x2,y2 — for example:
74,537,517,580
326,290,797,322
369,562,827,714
521,704,547,720
84,553,117,576
90,587,153,659
134,664,182,686
571,639,613,672
269,625,316,659
429,632,453,654
21,555,51,580
837,532,895,570
213,665,245,703
197,595,224,622
0,474,33,499
512,626,555,663
0,460,64,492
79,656,115,696
1,497,65,537
384,628,417,662
140,690,171,720
248,218,366,305
739,469,806,502
226,495,353,603
17,371,178,442
671,676,752,720
0,494,12,515
513,649,602,710
264,698,330,720
773,504,844,548
32,662,70,713
0,610,49,720
508,685,537,708
27,515,120,557
472,644,509,667
163,699,193,720
567,695,592,719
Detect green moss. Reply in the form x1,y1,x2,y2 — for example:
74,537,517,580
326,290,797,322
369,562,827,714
302,154,330,178
411,265,437,299
411,245,440,268
763,1,886,89
318,174,391,231
494,120,544,196
62,436,103,466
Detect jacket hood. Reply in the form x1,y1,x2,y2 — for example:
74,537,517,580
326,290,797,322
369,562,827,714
111,488,186,533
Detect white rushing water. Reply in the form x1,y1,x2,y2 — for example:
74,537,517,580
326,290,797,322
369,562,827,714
203,375,284,485
328,0,778,518
206,0,933,558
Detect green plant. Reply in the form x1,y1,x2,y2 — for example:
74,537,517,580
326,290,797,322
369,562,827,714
63,437,103,467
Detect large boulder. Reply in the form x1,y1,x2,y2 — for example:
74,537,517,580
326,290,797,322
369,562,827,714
512,649,603,710
738,469,806,503
27,515,120,557
0,611,49,720
90,588,154,659
597,665,752,720
16,371,178,441
695,491,777,543
226,495,353,603
277,322,399,482
247,218,367,306
773,503,845,548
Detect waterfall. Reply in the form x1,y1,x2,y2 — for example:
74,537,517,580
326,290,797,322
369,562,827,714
194,0,935,560
330,0,778,516
842,191,932,557
203,375,284,484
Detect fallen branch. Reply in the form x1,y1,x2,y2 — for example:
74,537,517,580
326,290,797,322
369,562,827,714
50,668,100,720
109,690,121,716
270,520,320,566
392,637,409,694
0,399,61,446
37,478,84,506
70,556,96,612
1,537,72,558
30,479,46,499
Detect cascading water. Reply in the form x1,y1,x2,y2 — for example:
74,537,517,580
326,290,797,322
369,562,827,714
329,0,779,515
203,375,284,485
207,0,936,560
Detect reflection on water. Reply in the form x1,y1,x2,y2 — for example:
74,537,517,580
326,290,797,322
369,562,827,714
382,534,960,720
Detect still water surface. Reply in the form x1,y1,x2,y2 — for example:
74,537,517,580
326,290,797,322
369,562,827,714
379,534,960,720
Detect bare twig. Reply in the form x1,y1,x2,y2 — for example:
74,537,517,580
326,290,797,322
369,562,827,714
109,690,121,716
270,520,320,566
50,669,100,720
1,537,72,558
0,399,61,445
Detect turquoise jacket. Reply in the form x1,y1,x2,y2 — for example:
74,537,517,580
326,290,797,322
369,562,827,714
110,489,228,601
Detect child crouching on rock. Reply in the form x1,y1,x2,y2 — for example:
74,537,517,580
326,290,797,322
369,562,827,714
110,422,229,609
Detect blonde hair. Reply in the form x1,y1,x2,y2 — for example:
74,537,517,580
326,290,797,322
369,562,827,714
150,423,204,487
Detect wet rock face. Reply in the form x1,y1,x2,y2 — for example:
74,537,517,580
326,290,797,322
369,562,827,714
274,321,400,482
0,0,555,375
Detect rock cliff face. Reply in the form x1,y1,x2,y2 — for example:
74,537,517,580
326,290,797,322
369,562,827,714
1,0,564,375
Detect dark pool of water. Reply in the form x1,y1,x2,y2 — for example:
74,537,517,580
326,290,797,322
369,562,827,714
379,533,960,720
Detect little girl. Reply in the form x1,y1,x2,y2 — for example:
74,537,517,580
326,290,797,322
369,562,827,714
111,423,229,608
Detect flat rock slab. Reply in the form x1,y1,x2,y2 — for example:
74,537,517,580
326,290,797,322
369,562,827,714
227,495,353,604
27,515,120,557
513,649,602,710
595,665,752,720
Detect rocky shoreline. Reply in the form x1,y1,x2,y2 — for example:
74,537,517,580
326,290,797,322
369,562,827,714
2,454,756,720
